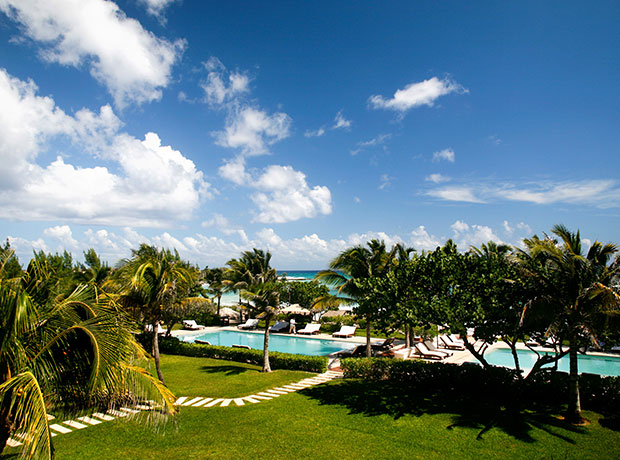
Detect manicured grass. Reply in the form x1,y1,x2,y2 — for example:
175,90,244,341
4,356,620,460
158,354,313,398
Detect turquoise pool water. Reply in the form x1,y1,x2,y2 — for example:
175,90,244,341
481,348,620,376
185,330,355,356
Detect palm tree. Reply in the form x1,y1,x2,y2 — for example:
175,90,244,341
315,239,401,357
225,249,278,372
0,250,175,459
521,225,619,423
204,267,226,316
112,245,197,384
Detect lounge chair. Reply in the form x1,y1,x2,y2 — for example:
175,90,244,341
232,344,251,349
237,318,259,330
182,319,205,330
337,344,367,357
439,335,465,350
413,343,447,360
297,323,321,335
449,334,466,345
424,340,452,357
195,339,211,345
371,337,396,352
269,321,289,332
333,325,357,338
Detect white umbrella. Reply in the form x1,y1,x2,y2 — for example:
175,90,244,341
279,304,311,315
219,307,240,318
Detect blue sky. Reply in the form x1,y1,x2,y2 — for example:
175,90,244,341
1,0,619,269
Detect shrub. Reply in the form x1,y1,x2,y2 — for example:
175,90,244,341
158,336,328,373
340,358,620,416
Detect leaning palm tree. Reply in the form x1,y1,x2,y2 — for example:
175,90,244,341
520,225,619,423
0,251,176,460
112,245,198,384
315,240,401,356
225,249,278,372
204,267,226,316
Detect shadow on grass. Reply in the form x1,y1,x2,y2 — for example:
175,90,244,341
199,365,254,376
301,380,585,443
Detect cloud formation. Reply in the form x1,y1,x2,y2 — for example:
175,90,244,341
426,180,620,208
432,148,455,163
0,0,185,108
369,77,467,113
0,69,210,226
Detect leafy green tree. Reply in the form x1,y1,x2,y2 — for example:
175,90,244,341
225,249,278,372
0,251,175,459
316,239,400,356
74,248,111,288
279,280,329,311
519,225,620,423
0,240,23,280
112,245,199,383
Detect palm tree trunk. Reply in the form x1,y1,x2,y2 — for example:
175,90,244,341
217,295,221,316
262,316,272,372
151,322,165,384
0,404,12,455
365,317,372,357
566,335,582,423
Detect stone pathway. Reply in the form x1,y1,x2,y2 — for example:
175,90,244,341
173,370,341,408
5,370,342,448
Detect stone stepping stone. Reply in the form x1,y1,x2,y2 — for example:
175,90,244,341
264,389,287,395
282,385,300,390
49,424,72,434
233,398,245,406
242,397,260,404
46,414,55,421
6,438,22,447
204,398,224,407
181,397,203,407
92,412,114,421
249,395,272,400
273,387,296,393
120,407,140,414
174,397,188,406
63,420,87,430
220,399,232,407
77,416,102,425
107,410,128,418
192,398,212,407
136,405,153,410
258,392,279,398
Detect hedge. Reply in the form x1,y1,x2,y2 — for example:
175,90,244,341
340,357,620,416
157,336,328,373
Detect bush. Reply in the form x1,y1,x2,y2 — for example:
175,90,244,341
340,358,620,416
158,336,328,373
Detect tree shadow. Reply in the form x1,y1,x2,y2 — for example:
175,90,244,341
301,380,585,443
599,416,620,431
199,365,253,376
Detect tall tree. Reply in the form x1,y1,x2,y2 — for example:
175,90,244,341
519,225,620,423
315,239,401,356
204,267,226,316
0,251,175,459
112,245,198,384
225,249,278,372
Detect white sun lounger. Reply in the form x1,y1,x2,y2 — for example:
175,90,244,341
237,318,259,330
182,319,205,330
333,325,356,338
297,323,321,335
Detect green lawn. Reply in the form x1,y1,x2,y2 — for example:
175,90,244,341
4,355,620,460
158,354,313,397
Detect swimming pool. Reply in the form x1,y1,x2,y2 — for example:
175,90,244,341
185,330,356,356
479,348,620,376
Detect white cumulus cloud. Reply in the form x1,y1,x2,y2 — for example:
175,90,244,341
0,69,211,226
369,77,467,113
0,0,185,107
425,173,451,183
